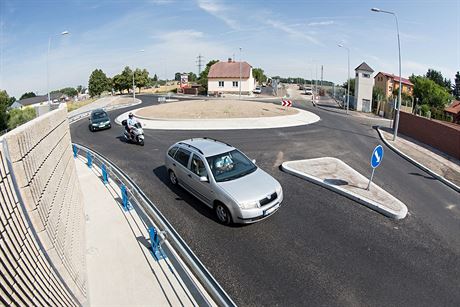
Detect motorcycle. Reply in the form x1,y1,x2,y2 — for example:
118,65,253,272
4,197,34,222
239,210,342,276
121,119,145,146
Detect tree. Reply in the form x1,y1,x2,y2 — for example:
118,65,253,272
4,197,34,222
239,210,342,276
8,97,16,105
174,72,181,81
454,71,460,99
411,76,452,109
198,60,219,90
188,72,197,82
7,107,36,130
153,74,158,82
425,69,452,92
52,87,78,97
88,69,110,97
253,68,267,84
342,78,355,96
112,74,124,94
0,90,10,131
19,92,36,100
134,68,149,93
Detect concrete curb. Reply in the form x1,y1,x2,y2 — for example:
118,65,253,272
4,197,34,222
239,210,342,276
376,127,460,193
115,106,321,130
280,162,408,219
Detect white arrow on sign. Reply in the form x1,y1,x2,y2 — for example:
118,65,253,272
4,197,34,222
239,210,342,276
374,151,381,163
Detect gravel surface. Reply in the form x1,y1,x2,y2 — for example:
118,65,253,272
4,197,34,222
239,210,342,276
135,99,298,119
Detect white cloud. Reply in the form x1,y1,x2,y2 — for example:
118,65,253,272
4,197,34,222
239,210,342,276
307,20,334,26
265,19,322,46
196,0,239,30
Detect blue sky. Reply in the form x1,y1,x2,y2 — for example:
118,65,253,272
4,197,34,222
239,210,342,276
0,0,459,98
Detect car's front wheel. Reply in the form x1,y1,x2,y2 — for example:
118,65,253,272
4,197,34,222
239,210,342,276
169,170,178,186
214,202,232,225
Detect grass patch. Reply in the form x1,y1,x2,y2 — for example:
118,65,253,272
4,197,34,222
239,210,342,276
66,98,97,112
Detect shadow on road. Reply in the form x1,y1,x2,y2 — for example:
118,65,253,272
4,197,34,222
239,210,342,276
152,165,248,228
152,165,219,223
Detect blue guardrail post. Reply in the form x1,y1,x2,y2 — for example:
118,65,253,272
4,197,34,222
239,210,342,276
101,164,108,184
86,152,92,168
72,145,78,158
148,227,166,261
120,185,132,211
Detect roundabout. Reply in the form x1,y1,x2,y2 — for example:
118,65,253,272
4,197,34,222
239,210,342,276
70,94,460,307
116,99,320,130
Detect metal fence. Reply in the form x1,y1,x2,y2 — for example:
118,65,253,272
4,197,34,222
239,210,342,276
72,143,236,307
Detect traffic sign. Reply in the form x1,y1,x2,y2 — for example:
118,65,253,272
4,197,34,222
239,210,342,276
367,145,384,190
281,99,292,107
371,145,384,168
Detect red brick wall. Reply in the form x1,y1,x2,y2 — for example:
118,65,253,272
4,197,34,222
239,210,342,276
399,111,460,159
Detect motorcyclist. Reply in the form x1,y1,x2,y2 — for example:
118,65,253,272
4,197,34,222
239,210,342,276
126,113,139,138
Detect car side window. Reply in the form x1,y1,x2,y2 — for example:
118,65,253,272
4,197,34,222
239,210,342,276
168,146,179,158
174,148,191,167
190,154,207,177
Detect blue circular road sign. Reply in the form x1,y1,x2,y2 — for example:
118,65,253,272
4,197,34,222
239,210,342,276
371,145,384,168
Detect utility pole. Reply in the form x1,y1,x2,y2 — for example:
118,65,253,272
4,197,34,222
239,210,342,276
239,47,242,99
197,54,204,76
321,65,324,88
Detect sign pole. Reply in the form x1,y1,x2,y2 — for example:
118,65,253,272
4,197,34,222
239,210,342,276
367,168,375,190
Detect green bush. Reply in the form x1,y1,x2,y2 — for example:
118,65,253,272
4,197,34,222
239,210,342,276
7,107,36,130
420,104,430,116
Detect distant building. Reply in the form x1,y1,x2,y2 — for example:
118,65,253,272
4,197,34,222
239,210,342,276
374,72,413,99
354,62,374,112
207,58,255,95
444,100,460,124
11,92,67,110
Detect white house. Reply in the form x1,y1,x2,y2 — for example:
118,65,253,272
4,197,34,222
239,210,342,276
354,62,374,112
207,58,255,95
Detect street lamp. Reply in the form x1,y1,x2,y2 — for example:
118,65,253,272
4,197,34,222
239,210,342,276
132,49,145,101
338,43,350,114
371,7,402,141
239,47,242,99
47,31,69,103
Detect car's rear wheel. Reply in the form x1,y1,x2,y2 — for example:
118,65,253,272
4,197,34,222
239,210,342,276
169,170,178,185
215,202,232,225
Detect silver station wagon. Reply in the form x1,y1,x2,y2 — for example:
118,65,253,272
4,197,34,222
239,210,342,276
165,138,283,224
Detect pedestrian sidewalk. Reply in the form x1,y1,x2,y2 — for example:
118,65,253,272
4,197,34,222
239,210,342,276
74,157,206,306
379,127,460,187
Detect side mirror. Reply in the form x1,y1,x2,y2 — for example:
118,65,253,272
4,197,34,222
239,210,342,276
252,159,256,164
199,176,208,182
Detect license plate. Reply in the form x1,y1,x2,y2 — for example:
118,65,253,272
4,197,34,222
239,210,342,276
264,203,279,216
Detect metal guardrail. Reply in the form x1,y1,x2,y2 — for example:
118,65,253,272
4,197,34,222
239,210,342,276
72,143,237,307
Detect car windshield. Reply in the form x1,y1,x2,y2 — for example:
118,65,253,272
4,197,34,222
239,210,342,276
92,112,107,120
206,149,256,182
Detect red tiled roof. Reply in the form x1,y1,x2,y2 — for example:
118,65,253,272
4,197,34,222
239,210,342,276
375,72,413,86
445,100,460,115
208,61,252,78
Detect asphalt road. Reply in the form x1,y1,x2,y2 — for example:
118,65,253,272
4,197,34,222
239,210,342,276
71,95,460,306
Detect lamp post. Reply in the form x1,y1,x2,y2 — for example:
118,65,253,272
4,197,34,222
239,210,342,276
239,47,242,99
372,7,402,141
132,49,145,101
47,31,69,103
338,43,350,114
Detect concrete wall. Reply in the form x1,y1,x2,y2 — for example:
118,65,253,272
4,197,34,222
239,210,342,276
399,111,460,159
0,105,86,306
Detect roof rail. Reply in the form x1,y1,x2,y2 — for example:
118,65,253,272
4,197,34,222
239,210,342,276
178,142,204,155
202,137,232,147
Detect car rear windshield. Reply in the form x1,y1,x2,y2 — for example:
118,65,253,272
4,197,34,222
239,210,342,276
206,149,256,182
